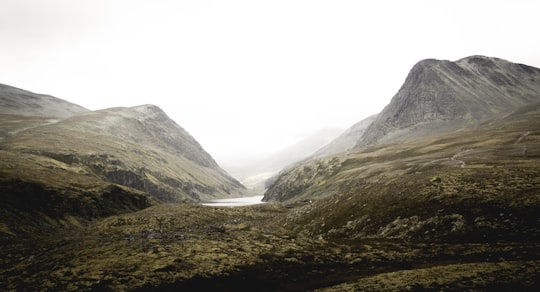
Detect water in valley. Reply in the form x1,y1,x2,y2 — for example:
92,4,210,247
202,195,264,207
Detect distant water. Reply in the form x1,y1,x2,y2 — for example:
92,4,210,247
202,195,264,207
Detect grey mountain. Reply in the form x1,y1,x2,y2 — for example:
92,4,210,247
265,55,540,203
356,56,540,147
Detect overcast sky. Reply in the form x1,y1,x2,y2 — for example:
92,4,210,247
1,0,539,166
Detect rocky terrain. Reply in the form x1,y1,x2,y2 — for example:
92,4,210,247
1,56,540,291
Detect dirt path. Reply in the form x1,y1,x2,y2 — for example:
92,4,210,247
515,131,531,144
450,149,473,168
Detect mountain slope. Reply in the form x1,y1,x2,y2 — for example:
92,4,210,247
0,86,245,236
356,56,540,147
265,56,540,203
264,100,540,243
1,104,245,204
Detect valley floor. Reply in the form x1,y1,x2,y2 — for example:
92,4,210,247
1,203,538,291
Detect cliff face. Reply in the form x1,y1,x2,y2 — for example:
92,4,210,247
356,56,540,146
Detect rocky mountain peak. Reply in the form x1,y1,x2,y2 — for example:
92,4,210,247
356,55,540,147
129,104,166,117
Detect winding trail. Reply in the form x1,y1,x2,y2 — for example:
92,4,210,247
514,131,531,144
450,149,473,168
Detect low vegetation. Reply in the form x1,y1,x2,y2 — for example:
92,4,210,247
2,105,539,290
1,60,539,290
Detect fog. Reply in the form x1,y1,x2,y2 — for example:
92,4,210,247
1,0,539,167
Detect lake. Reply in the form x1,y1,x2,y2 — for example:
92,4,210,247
202,195,265,207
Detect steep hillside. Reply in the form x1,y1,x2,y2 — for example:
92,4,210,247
0,86,245,237
357,56,540,146
265,56,540,203
1,104,245,203
264,101,540,243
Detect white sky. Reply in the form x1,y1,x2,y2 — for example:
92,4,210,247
1,0,539,166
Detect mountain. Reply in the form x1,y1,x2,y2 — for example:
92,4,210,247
0,85,245,236
2,59,540,291
356,56,540,147
263,100,540,240
264,56,540,203
261,56,540,282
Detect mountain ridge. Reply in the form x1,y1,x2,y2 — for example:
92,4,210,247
0,85,246,236
0,83,90,118
265,55,540,203
356,55,540,147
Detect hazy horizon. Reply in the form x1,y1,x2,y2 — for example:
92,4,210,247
2,0,539,166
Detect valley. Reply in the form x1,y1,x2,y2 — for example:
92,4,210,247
1,55,540,290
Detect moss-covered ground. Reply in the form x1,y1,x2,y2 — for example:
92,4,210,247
1,200,538,291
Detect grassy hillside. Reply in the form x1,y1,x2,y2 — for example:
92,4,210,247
265,103,540,244
0,87,246,238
